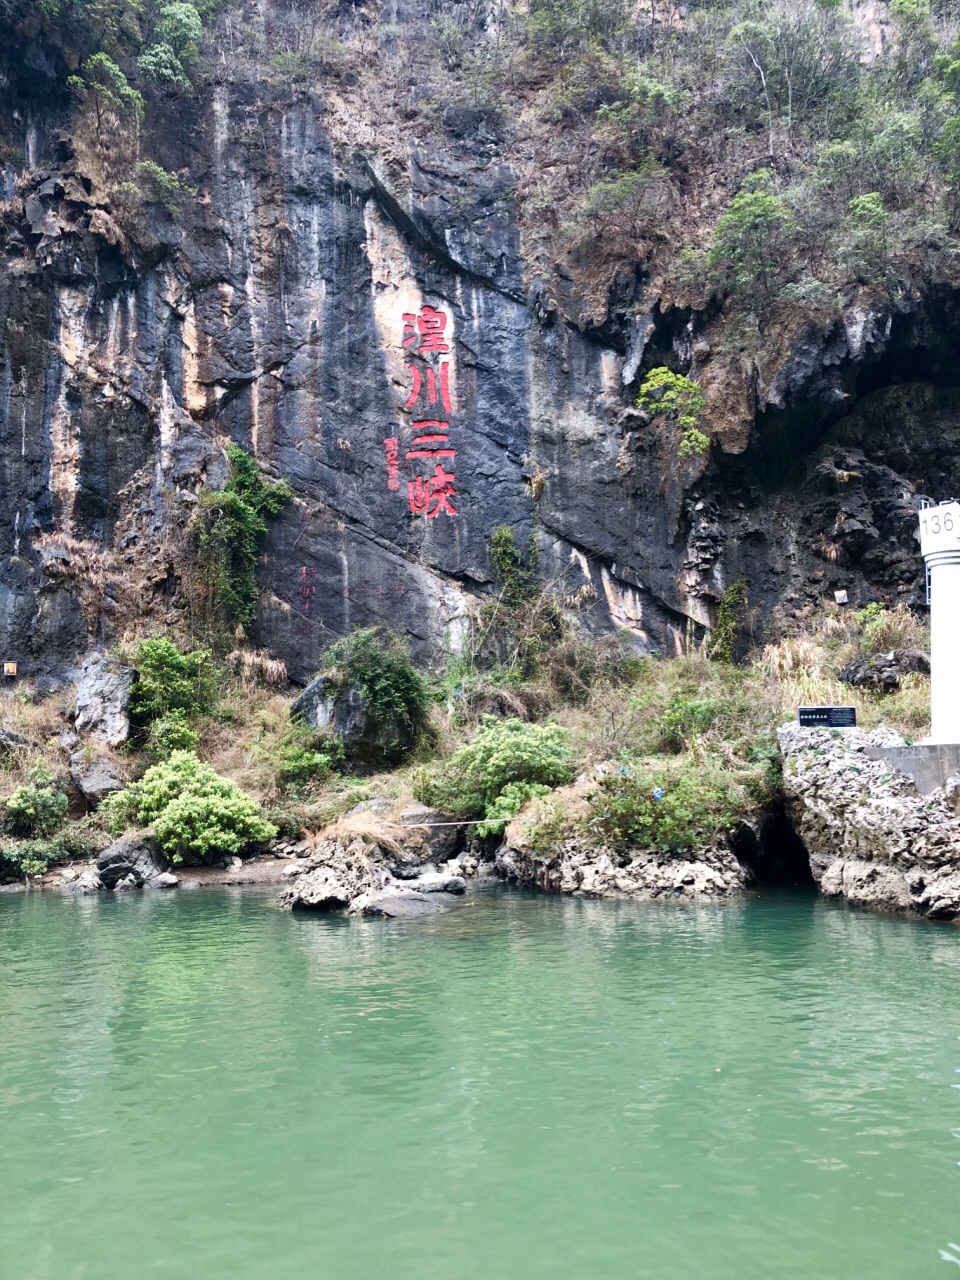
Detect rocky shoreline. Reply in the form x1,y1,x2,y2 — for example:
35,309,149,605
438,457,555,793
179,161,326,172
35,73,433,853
10,725,960,926
779,724,960,922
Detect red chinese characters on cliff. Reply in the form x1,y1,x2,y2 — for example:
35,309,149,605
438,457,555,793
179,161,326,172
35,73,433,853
384,303,459,519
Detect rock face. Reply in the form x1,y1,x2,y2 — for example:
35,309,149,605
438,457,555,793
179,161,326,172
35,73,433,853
69,751,124,805
97,833,168,890
779,724,960,920
0,727,36,755
496,836,750,900
2,53,958,678
839,649,930,692
74,658,136,747
291,678,415,764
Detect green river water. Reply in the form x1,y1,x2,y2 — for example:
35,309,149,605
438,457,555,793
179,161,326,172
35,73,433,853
2,885,960,1279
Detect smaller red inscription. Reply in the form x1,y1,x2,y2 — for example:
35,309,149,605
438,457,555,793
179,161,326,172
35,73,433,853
298,565,318,614
383,436,401,491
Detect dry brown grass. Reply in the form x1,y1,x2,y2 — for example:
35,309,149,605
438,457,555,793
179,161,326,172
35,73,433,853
313,805,421,857
225,647,288,689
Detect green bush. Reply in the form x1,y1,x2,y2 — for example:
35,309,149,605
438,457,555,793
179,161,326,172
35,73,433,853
4,765,68,837
103,751,276,864
475,780,552,838
147,710,199,758
491,525,537,607
587,764,743,855
635,367,710,460
658,695,718,752
130,636,216,723
415,717,574,826
276,739,339,791
320,628,429,748
709,582,749,664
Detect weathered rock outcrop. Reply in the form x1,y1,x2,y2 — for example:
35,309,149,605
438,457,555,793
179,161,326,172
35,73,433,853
74,657,136,747
276,834,467,918
291,678,416,765
69,750,124,805
495,835,750,900
839,649,930,692
779,724,960,920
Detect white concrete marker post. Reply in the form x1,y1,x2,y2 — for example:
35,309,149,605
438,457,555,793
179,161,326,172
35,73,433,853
918,500,960,745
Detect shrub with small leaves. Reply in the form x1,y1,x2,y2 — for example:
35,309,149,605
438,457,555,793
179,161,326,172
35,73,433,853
320,627,429,751
658,695,718,752
475,781,552,838
194,444,293,631
147,710,199,758
636,368,710,460
588,765,743,855
4,764,68,837
414,717,574,826
103,751,276,864
276,737,340,791
130,636,216,724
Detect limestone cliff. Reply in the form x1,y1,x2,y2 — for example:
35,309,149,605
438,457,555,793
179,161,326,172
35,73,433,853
1,0,959,678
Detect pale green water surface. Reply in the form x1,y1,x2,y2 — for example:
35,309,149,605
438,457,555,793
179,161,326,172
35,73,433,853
2,886,960,1279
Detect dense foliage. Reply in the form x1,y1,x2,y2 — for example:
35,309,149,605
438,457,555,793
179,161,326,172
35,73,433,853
588,764,745,855
415,717,574,835
320,627,429,750
130,636,216,723
195,444,293,632
635,367,709,459
104,750,276,863
3,764,68,838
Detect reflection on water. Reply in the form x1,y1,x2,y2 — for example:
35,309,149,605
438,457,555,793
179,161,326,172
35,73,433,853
1,886,958,1280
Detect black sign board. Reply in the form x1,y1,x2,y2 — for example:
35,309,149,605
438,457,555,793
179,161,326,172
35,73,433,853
798,706,857,728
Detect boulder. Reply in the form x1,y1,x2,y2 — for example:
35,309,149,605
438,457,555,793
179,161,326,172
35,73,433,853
396,803,464,861
69,751,124,805
74,656,136,746
342,799,465,876
97,833,167,889
411,871,467,895
276,835,469,918
839,648,930,692
351,888,444,918
276,838,387,911
291,676,415,765
0,726,36,754
71,868,103,894
154,871,180,888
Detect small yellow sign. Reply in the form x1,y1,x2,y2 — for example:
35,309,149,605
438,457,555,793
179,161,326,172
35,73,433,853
3,662,18,677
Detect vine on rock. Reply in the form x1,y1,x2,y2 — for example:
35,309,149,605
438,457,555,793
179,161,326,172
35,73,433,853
194,444,293,637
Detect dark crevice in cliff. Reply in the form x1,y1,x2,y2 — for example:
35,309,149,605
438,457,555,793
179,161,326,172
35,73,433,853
733,802,815,888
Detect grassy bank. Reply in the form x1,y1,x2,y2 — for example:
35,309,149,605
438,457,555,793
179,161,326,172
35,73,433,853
0,594,930,883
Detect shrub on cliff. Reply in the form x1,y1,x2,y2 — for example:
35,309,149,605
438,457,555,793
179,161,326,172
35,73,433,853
321,627,430,749
103,751,276,864
130,636,216,724
3,765,68,838
194,444,293,633
414,717,574,835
